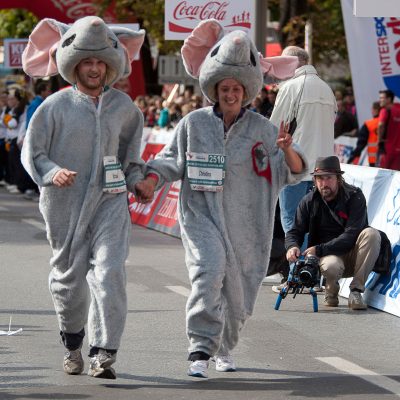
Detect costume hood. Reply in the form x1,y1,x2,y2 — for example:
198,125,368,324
181,19,298,106
22,16,145,86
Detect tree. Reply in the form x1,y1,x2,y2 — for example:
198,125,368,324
97,0,181,55
0,8,38,39
269,0,348,64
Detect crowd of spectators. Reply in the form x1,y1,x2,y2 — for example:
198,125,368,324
0,74,398,204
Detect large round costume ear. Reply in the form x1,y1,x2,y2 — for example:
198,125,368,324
259,54,299,80
181,19,224,78
110,26,146,77
22,19,69,78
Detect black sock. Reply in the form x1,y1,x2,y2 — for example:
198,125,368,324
60,328,85,351
188,351,210,361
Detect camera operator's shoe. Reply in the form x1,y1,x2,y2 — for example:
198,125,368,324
214,354,236,372
324,294,339,307
348,291,367,310
187,360,209,378
63,346,84,375
88,349,116,379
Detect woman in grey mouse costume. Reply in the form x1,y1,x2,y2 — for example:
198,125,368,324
136,19,307,378
21,16,145,379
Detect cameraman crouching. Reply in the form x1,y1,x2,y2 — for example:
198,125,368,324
285,156,380,310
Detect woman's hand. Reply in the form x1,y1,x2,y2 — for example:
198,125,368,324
276,121,293,150
135,176,158,204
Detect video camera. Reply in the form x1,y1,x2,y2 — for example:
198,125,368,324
274,255,321,312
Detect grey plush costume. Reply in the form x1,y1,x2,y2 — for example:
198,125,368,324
146,20,307,357
21,16,145,350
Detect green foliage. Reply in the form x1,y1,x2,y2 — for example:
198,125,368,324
282,0,348,64
0,9,38,39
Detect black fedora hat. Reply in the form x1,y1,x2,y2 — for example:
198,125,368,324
311,156,344,176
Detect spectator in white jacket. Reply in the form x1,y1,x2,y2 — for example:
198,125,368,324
270,46,337,291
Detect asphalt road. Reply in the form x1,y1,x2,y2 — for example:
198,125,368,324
0,186,399,400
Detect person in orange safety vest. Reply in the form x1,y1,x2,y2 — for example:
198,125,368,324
347,101,380,166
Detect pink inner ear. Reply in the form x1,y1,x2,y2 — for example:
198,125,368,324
259,55,299,80
22,19,62,77
181,19,224,78
119,34,145,63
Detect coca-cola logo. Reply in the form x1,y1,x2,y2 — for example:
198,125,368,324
50,0,114,21
173,1,228,21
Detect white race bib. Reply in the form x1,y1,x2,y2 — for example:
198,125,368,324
186,152,225,192
103,156,127,194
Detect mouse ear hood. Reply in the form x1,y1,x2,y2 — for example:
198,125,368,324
181,19,224,78
22,18,69,78
180,19,298,106
23,16,146,86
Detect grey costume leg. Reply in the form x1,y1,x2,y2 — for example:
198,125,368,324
49,242,91,334
182,233,226,357
86,193,130,350
217,306,245,356
342,227,381,292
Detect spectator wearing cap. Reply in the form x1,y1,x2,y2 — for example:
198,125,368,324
285,156,381,310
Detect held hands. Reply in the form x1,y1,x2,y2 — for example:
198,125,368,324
52,168,77,187
276,121,293,151
135,176,157,204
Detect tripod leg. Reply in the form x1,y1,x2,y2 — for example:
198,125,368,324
310,289,318,312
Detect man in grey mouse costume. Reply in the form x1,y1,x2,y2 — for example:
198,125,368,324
21,16,146,379
135,19,307,378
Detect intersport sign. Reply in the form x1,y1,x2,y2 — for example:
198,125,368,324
165,0,255,40
341,0,400,126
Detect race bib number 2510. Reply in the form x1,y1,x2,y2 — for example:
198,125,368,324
186,152,226,192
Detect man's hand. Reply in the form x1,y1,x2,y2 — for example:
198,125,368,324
286,246,301,263
276,121,293,151
135,176,157,204
52,169,77,187
303,246,317,257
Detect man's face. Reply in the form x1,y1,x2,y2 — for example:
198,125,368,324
379,93,391,108
75,57,107,94
314,174,339,201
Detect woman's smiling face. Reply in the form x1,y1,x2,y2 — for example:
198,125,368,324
216,78,245,114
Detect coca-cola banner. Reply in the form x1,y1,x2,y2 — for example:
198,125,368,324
165,0,256,40
0,0,115,23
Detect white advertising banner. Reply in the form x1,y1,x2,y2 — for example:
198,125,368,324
3,39,28,69
340,0,400,127
339,164,400,317
165,0,255,40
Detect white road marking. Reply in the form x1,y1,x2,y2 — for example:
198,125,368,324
317,357,400,397
22,218,46,232
0,206,8,211
166,285,190,297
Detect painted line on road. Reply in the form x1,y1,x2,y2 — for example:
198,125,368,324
166,285,190,297
21,218,46,232
0,206,8,212
316,357,400,397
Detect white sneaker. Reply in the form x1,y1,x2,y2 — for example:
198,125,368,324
214,355,236,372
88,349,117,379
187,360,209,378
